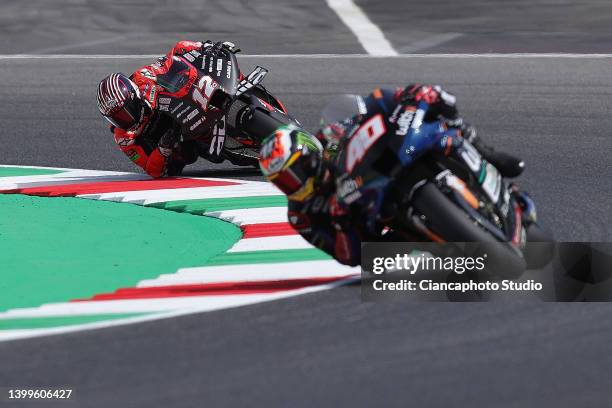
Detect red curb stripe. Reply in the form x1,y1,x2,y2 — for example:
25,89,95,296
73,276,351,301
1,178,238,196
241,222,297,238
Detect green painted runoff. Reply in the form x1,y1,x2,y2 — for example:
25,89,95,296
0,195,241,312
0,167,64,177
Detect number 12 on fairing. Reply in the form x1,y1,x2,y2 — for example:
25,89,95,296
192,76,218,110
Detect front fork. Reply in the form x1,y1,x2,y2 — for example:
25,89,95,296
511,184,538,225
434,129,538,244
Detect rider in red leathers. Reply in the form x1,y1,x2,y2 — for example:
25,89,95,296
97,40,240,177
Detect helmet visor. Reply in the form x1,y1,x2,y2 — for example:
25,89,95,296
271,167,305,196
105,100,142,130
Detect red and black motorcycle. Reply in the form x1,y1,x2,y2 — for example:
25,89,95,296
155,41,300,167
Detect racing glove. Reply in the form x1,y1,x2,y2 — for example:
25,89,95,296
221,41,241,53
401,84,460,123
401,84,441,105
457,122,477,142
201,40,241,54
328,196,362,266
158,128,179,157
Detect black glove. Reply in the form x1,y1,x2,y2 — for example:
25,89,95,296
158,128,179,157
459,122,478,143
221,41,241,53
202,40,241,54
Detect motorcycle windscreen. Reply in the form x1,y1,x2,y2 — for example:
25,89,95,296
200,47,240,96
104,104,141,130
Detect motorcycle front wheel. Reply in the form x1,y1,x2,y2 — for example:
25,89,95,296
411,182,527,278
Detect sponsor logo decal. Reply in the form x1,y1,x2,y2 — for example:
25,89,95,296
337,176,362,204
186,109,199,121
396,108,416,136
216,58,223,76
170,101,184,114
176,105,191,118
139,69,156,80
189,118,203,131
148,85,157,104
388,105,403,123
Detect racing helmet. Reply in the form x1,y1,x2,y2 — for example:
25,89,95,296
259,126,323,201
97,73,149,130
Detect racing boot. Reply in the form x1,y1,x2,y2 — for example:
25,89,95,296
462,124,525,178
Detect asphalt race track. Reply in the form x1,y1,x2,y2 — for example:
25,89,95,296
4,0,612,54
2,56,611,241
1,0,612,406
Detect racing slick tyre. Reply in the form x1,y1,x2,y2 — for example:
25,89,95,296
524,223,555,269
412,182,527,278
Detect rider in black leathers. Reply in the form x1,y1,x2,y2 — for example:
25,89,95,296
259,84,525,265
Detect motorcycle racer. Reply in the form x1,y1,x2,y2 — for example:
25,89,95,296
259,85,526,266
259,127,363,264
320,85,525,179
96,40,240,178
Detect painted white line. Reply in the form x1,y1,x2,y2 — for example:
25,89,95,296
228,235,311,252
0,292,311,317
0,279,358,342
0,164,87,171
0,166,134,178
0,173,147,191
325,0,397,56
2,53,612,59
139,260,359,287
0,54,164,59
80,184,283,205
205,207,287,225
400,33,463,54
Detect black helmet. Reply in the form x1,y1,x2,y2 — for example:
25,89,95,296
259,126,323,201
97,73,149,130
